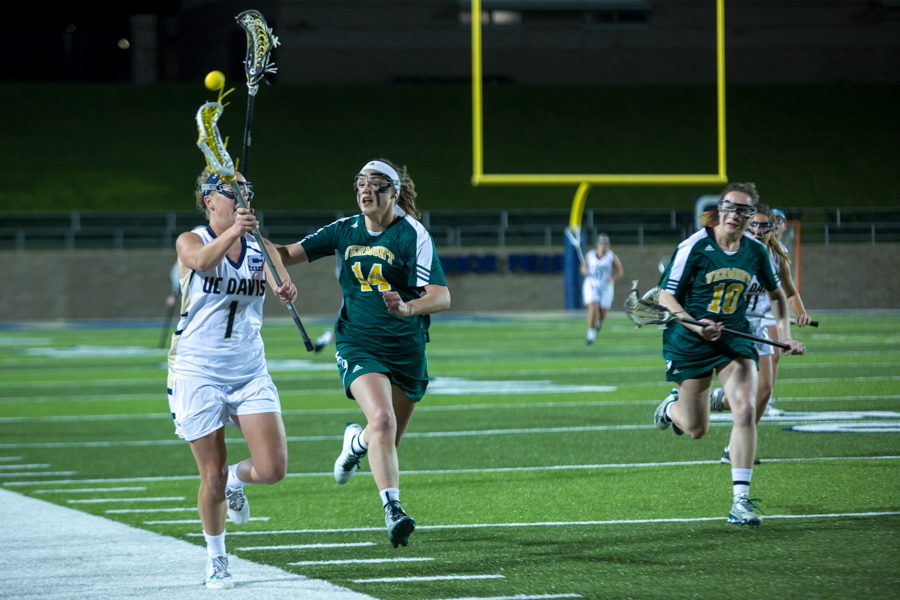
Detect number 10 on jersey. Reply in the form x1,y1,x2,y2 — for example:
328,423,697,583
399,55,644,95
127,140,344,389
352,262,391,292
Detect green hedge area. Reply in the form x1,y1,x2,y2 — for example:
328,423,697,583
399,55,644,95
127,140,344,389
3,82,897,212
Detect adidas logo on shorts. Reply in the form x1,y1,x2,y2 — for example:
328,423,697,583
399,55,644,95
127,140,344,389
352,365,363,373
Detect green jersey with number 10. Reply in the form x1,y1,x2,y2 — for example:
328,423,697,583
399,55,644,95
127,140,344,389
661,227,780,339
300,213,446,352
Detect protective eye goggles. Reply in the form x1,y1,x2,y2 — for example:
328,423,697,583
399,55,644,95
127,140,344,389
771,209,786,224
719,199,758,218
748,221,774,234
354,173,399,194
200,181,254,202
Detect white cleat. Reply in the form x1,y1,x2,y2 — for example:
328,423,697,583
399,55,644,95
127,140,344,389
225,486,250,525
727,494,763,527
334,423,365,484
206,555,234,589
764,403,785,417
710,387,725,412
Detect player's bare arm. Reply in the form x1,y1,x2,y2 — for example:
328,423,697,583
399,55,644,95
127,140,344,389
176,208,258,271
263,239,297,304
768,287,805,355
384,284,450,318
275,242,309,267
658,289,723,341
777,260,811,327
611,255,624,282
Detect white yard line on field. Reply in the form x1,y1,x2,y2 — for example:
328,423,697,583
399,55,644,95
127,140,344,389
0,488,376,600
36,487,147,494
0,456,23,461
7,455,899,488
289,558,434,566
237,542,377,551
427,595,582,600
145,517,270,525
194,511,900,537
67,496,185,504
0,471,76,477
0,464,49,470
353,574,505,584
106,507,196,513
2,394,897,424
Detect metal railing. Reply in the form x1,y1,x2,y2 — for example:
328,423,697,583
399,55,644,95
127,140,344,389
2,208,898,250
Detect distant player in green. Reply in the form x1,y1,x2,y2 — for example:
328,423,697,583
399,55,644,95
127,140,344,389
278,159,450,547
653,183,805,527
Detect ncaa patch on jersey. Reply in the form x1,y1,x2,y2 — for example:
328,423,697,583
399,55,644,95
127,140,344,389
248,253,265,271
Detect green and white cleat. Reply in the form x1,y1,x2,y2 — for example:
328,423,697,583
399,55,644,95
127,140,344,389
727,494,763,527
205,555,234,589
654,389,683,435
334,423,365,484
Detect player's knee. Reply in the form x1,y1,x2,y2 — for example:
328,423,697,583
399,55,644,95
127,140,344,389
368,410,397,439
685,424,708,439
256,461,287,485
732,402,756,427
202,464,228,492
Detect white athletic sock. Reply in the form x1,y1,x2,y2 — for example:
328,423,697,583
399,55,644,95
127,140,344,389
379,487,400,507
665,401,675,422
204,530,226,557
316,330,334,346
724,444,731,453
227,462,247,489
732,468,752,497
351,431,368,456
587,328,597,342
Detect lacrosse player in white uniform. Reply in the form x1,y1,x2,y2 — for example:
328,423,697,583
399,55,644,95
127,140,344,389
168,168,297,589
580,234,623,344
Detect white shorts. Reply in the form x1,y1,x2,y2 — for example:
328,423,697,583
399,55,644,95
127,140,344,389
583,280,614,309
168,374,281,441
753,325,775,357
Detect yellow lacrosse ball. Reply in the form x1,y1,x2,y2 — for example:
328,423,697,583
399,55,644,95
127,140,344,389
204,70,225,91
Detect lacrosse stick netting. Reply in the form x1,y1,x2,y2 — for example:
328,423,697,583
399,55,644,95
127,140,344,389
195,102,315,351
624,281,671,328
236,10,280,95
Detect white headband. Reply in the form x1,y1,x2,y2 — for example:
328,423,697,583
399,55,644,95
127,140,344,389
362,160,401,195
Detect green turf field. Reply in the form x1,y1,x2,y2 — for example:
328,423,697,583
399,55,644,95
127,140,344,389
1,313,898,599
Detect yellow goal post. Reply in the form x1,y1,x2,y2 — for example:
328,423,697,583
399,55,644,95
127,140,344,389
470,0,729,236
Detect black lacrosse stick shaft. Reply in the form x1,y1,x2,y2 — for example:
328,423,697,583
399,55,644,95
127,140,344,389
675,316,791,350
241,94,255,177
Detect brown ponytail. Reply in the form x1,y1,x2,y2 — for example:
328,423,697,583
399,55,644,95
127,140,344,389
377,158,421,221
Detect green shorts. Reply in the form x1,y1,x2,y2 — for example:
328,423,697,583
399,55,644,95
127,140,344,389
334,341,429,402
662,324,758,382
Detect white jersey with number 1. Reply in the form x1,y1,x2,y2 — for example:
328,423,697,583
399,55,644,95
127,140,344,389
168,226,269,385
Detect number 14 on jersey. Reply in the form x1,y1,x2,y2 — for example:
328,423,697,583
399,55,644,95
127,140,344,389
352,262,391,292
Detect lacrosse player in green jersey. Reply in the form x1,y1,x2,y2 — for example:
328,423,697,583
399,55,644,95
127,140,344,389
278,159,450,548
653,183,805,527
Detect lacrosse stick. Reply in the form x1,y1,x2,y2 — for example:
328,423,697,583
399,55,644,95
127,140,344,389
746,311,818,327
197,101,314,352
564,226,599,288
624,281,790,350
236,9,279,177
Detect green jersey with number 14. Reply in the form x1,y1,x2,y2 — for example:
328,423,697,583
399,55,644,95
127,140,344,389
300,213,446,352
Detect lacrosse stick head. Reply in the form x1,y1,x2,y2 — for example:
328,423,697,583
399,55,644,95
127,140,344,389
624,281,671,329
236,10,280,95
196,102,236,184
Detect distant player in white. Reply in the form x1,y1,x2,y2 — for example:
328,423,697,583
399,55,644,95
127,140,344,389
580,234,623,344
168,168,297,589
